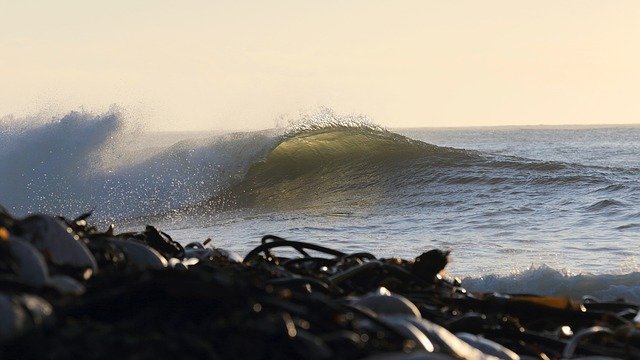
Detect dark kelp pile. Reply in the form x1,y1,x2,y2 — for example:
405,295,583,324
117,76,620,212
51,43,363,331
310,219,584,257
1,207,639,359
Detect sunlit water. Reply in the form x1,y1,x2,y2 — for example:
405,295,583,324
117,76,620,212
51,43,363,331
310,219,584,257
165,126,640,277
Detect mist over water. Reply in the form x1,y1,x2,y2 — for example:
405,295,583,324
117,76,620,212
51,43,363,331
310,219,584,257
2,108,640,301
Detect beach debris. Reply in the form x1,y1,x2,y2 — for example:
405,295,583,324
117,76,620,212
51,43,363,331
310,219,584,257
117,225,184,260
456,332,520,360
0,208,639,359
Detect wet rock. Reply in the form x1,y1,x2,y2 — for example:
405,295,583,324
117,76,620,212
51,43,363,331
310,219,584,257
120,225,184,260
354,288,422,318
3,238,49,288
110,239,168,270
11,215,97,276
0,293,53,340
411,250,449,283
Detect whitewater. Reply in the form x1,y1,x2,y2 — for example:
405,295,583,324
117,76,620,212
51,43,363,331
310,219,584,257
1,108,639,302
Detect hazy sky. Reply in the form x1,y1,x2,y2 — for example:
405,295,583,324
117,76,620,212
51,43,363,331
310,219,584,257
2,1,639,130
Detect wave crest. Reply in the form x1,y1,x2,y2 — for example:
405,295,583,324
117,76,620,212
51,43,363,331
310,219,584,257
204,125,476,210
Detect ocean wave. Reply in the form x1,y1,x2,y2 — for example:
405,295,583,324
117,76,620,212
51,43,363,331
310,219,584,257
490,158,567,171
616,223,640,230
462,265,640,303
4,109,421,218
200,124,479,211
1,107,634,220
592,184,628,193
585,199,627,211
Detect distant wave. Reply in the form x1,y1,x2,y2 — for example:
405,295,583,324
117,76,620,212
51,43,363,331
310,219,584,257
585,199,627,211
463,265,640,303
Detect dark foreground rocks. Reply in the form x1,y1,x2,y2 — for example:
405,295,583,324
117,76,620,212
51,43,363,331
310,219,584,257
1,207,639,359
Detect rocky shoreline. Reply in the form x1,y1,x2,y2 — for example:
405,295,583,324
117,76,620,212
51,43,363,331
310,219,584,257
1,207,639,359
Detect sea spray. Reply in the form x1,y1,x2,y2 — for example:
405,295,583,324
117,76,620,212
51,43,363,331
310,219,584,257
0,109,124,217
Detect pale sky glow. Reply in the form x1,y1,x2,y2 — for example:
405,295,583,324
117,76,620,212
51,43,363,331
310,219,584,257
1,1,640,130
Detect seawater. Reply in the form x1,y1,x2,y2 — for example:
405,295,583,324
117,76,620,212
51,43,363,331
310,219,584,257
1,109,639,301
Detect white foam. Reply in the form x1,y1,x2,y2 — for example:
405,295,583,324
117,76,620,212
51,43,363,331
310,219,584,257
0,109,124,217
0,111,287,220
462,265,640,303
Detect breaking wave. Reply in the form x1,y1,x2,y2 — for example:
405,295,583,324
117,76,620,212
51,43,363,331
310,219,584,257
0,107,630,222
0,108,478,219
463,265,640,303
0,109,124,218
2,107,640,286
202,125,478,211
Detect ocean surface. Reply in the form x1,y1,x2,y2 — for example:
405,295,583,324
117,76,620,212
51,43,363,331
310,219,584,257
2,109,640,301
